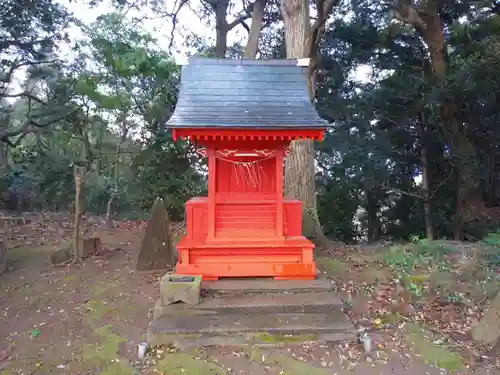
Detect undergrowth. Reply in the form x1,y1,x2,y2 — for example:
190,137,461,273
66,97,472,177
482,231,500,267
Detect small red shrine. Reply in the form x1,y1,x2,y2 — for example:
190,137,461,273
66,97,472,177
167,58,328,280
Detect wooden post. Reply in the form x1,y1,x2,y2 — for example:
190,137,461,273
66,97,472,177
207,148,216,240
275,147,284,238
73,165,85,262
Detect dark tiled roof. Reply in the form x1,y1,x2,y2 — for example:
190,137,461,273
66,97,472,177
166,57,328,129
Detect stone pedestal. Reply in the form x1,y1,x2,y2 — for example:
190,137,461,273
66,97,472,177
159,273,202,306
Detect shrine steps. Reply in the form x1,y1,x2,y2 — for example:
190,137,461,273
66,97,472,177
147,277,357,348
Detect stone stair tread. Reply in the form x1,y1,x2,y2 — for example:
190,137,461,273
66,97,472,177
150,311,353,335
202,278,332,293
195,290,343,310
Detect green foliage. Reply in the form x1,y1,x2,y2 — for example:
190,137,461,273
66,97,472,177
381,242,451,298
482,231,500,267
131,132,206,220
1,12,202,220
3,0,500,244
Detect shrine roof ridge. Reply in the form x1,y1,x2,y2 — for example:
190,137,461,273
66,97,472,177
184,57,311,66
166,57,329,129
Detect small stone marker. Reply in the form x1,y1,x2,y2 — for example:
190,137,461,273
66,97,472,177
160,273,201,306
50,247,72,265
136,197,176,270
81,237,101,259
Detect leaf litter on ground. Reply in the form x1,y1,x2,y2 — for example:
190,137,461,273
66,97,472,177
320,240,500,370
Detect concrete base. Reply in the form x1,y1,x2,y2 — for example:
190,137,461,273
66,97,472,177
159,273,201,306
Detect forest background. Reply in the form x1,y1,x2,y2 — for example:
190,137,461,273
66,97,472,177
3,0,500,245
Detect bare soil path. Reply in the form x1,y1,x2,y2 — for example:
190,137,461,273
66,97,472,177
0,213,498,375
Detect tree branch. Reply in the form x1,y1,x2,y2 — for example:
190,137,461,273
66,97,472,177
227,3,254,30
310,0,339,53
0,108,79,147
391,0,427,33
4,92,49,106
167,0,189,52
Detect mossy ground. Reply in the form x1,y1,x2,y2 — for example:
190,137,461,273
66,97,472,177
404,324,464,372
75,325,133,375
247,347,332,375
156,352,225,375
2,215,496,375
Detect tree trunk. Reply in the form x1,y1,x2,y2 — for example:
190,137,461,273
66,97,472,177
106,132,126,228
211,0,231,58
471,292,500,346
0,142,8,174
392,0,485,239
284,138,319,237
280,0,329,246
0,241,6,275
366,188,380,242
244,0,267,58
419,115,435,240
73,165,84,262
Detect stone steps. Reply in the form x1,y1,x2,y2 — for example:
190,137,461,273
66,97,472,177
154,290,344,317
150,311,351,335
147,310,356,347
202,277,333,294
149,274,356,348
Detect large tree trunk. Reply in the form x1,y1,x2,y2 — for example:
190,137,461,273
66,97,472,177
280,0,323,243
280,0,340,247
392,0,485,239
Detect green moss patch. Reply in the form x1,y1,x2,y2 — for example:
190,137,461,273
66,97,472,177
404,324,464,372
78,325,133,375
83,299,118,323
255,333,317,344
155,352,225,375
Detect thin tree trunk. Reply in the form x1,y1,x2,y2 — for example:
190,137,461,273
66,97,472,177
73,166,84,262
421,148,434,240
0,142,8,174
419,113,435,240
106,132,126,228
366,188,380,242
244,0,267,58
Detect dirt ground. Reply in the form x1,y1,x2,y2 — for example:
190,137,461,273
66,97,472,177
0,213,499,375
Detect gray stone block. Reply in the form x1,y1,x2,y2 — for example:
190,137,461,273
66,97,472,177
160,273,201,306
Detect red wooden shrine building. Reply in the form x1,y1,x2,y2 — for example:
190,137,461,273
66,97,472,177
167,58,328,280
